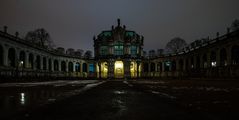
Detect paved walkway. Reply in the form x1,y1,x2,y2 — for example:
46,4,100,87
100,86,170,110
12,81,211,120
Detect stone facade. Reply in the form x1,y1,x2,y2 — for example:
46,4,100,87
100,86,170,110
0,20,239,80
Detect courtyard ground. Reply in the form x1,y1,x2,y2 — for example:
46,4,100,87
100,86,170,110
0,79,238,120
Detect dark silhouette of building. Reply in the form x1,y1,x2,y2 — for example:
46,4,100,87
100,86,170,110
0,20,239,80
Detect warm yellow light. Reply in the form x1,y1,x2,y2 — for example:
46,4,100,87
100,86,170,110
115,61,123,68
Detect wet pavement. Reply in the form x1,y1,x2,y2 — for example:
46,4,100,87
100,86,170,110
2,80,213,120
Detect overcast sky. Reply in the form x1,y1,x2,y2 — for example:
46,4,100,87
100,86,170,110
1,0,239,53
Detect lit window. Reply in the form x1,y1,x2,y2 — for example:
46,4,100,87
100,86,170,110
114,42,124,55
131,46,137,56
211,62,216,67
100,46,108,55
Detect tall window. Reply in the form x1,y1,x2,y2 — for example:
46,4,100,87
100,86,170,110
114,42,123,55
131,46,137,56
100,46,108,55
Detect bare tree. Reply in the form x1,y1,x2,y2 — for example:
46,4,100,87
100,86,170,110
165,37,187,54
84,50,92,59
25,28,55,49
75,49,84,57
149,49,156,58
231,19,239,31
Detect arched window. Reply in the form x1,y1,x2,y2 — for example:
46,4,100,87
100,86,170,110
231,45,239,65
210,51,216,67
75,62,80,72
8,48,16,67
114,42,123,56
83,63,87,72
29,53,34,69
48,59,52,71
61,61,66,72
54,60,59,71
220,48,227,66
19,51,26,68
0,45,3,66
43,57,47,70
68,62,74,72
36,55,41,70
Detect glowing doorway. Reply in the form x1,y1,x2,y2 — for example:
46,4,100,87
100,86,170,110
114,61,124,78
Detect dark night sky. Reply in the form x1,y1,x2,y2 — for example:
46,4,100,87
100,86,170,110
1,0,239,53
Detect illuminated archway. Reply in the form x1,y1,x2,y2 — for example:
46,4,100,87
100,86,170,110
114,61,124,78
101,62,108,78
130,62,137,78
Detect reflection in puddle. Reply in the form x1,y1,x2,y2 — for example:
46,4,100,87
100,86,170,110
20,93,25,105
0,85,83,119
114,90,126,95
112,90,128,116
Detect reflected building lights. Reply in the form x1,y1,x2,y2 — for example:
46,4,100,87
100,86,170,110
20,93,25,105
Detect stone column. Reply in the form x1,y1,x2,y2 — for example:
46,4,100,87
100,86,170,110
98,62,101,79
227,47,232,65
66,61,69,72
136,60,140,78
73,62,76,72
124,59,131,79
108,59,115,79
216,49,220,67
40,56,43,70
3,46,8,66
46,57,49,70
58,60,61,71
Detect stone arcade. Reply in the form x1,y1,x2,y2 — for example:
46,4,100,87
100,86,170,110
0,20,239,80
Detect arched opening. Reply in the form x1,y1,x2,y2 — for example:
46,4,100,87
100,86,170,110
210,51,217,67
130,61,137,78
100,62,108,78
231,45,239,65
157,62,162,72
150,62,156,72
61,61,66,72
68,62,73,72
83,63,87,72
48,59,52,71
164,61,170,72
143,63,149,72
36,55,41,70
171,61,176,71
54,60,59,71
185,59,189,70
196,55,200,68
190,57,194,69
75,62,80,72
8,48,16,67
220,48,227,66
29,53,34,69
203,54,207,68
43,57,47,70
89,64,94,73
114,61,124,78
0,45,4,66
19,51,26,68
179,59,184,71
